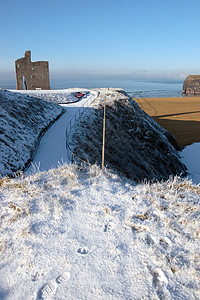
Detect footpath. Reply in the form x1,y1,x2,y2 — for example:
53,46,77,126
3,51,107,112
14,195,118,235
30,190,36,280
26,93,96,173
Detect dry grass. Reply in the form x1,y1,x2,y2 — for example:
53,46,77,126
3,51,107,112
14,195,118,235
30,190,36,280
71,96,187,181
0,177,11,186
135,97,200,148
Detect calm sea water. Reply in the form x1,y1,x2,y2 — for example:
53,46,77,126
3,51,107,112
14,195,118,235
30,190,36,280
0,78,183,98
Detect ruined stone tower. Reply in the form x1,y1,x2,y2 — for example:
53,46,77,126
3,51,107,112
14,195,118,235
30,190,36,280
15,51,50,90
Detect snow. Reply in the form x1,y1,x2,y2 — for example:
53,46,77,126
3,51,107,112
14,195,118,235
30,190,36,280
70,91,186,182
0,90,63,178
13,89,91,104
0,89,96,177
181,143,200,185
0,89,200,299
0,165,199,299
25,92,96,174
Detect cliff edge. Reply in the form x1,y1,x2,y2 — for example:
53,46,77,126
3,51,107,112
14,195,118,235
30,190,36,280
183,75,200,95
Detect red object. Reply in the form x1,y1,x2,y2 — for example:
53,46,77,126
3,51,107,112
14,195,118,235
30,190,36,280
75,92,84,99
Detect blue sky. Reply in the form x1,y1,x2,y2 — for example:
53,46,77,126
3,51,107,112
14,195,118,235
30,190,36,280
0,0,200,81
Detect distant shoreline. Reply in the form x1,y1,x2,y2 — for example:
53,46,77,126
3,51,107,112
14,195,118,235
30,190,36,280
0,79,183,98
135,97,200,148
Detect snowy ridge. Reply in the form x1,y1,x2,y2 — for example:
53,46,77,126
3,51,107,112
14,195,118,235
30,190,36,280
13,88,91,104
70,89,186,181
0,164,199,299
0,90,63,177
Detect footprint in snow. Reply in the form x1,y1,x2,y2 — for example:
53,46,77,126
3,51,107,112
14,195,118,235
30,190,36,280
145,233,156,246
145,233,171,256
38,271,70,299
39,280,58,299
147,265,171,299
77,247,88,255
104,223,111,232
56,271,71,284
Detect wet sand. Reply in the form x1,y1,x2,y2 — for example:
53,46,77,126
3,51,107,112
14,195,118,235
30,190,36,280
134,97,200,148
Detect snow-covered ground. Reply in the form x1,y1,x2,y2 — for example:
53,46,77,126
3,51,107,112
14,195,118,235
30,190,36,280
19,88,199,185
0,89,199,299
0,164,199,300
181,143,200,185
25,92,96,173
10,89,91,104
0,90,63,177
0,89,96,177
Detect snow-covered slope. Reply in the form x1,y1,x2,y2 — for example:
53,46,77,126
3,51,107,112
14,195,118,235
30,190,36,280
15,89,90,104
0,88,199,299
181,143,200,185
0,164,199,299
0,90,63,177
1,88,186,181
71,89,187,181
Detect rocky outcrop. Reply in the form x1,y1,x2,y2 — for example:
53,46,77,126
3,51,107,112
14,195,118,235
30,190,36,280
183,75,200,95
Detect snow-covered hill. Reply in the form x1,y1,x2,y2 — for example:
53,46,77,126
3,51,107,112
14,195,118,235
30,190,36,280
0,88,186,181
0,90,63,177
71,89,187,181
0,88,199,299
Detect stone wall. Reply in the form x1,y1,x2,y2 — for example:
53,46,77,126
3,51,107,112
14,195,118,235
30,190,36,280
183,75,200,95
15,51,50,90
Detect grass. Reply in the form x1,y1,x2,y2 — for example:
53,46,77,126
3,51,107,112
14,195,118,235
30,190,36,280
71,95,186,182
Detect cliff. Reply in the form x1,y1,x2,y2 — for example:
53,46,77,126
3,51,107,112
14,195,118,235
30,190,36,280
183,75,200,95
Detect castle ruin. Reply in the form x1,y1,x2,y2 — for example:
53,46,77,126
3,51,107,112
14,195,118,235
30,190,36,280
15,51,50,90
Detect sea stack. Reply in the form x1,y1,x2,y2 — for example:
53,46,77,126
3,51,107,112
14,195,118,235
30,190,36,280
183,75,200,95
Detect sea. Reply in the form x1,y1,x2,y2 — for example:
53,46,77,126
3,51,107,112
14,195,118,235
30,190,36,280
0,78,184,98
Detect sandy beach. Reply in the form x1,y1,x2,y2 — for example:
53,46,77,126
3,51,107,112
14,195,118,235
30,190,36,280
135,96,200,148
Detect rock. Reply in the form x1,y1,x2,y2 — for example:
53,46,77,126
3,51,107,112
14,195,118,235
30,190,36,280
183,75,200,95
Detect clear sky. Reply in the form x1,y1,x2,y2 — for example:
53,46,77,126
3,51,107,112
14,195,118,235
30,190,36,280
0,0,200,81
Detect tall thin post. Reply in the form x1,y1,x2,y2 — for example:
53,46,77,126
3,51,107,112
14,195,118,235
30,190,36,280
102,97,106,169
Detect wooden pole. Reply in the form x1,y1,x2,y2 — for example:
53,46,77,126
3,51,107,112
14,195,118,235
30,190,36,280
102,97,106,169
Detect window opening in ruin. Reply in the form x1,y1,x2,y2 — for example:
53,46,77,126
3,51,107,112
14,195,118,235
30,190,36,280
32,67,34,71
31,75,33,80
23,76,27,90
42,75,44,79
